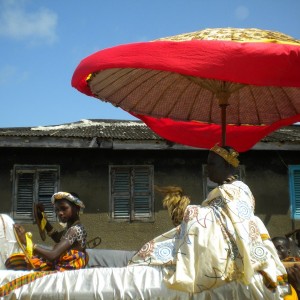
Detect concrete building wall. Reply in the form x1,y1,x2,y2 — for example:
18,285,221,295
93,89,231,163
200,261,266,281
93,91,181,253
240,150,300,238
0,147,299,251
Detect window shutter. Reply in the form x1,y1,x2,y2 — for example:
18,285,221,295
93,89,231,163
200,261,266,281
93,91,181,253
37,171,58,220
110,165,154,221
14,171,34,220
13,165,59,222
133,167,152,219
111,168,130,219
289,166,300,220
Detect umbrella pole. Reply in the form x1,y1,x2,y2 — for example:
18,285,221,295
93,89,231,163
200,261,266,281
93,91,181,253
220,104,227,147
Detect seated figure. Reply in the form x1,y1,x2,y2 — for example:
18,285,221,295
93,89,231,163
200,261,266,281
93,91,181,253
5,192,88,271
272,236,300,262
272,236,300,299
129,145,290,299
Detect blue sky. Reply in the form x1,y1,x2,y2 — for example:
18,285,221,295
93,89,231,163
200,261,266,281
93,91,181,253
0,0,300,128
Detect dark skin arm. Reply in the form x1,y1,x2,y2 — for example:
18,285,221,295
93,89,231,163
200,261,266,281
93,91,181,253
34,239,70,261
286,264,300,296
44,220,63,243
14,224,71,261
36,203,63,243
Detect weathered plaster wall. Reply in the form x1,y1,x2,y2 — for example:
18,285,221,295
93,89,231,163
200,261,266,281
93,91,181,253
240,150,300,237
0,147,299,250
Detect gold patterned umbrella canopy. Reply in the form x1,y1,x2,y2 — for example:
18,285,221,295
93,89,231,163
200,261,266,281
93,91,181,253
72,28,300,147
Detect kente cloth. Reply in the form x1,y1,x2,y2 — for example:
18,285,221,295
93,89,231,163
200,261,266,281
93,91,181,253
0,270,55,297
129,181,289,298
5,249,88,271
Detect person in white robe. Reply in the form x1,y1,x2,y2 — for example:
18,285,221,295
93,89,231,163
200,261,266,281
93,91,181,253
129,145,291,299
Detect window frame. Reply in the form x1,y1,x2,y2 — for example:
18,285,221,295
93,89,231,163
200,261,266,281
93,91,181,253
109,165,154,222
12,165,60,223
289,165,300,220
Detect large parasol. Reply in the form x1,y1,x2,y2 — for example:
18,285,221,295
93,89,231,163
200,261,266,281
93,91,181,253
71,27,300,151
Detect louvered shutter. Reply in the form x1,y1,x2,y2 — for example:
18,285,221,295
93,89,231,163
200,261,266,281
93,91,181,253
132,167,152,219
37,170,58,221
110,165,154,221
14,171,35,220
111,168,131,219
13,166,59,221
289,166,300,220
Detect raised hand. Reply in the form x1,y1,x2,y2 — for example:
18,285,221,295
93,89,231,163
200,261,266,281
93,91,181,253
13,224,27,245
36,203,46,220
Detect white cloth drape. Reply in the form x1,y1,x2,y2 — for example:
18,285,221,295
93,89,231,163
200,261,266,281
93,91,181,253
0,214,22,270
0,182,291,300
129,181,288,299
0,266,290,300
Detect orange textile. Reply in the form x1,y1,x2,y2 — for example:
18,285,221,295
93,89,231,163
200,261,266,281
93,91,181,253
5,249,88,271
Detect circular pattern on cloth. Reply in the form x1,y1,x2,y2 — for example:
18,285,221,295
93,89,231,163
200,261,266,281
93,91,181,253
250,242,267,262
237,200,252,220
209,196,225,208
248,220,259,241
183,206,198,223
154,242,174,262
137,240,154,258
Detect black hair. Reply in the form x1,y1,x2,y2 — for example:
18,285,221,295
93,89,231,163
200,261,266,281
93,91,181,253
272,236,290,248
69,192,80,198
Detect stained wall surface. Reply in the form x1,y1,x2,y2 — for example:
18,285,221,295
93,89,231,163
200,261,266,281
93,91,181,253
0,147,298,250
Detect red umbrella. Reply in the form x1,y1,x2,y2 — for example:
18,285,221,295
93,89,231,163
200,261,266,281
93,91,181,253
133,113,300,152
72,27,300,151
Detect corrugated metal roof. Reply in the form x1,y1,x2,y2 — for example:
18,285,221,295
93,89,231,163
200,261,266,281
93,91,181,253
262,126,300,143
0,119,161,140
0,119,300,144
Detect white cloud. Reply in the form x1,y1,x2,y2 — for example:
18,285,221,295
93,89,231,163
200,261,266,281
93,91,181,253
0,0,58,45
234,6,250,21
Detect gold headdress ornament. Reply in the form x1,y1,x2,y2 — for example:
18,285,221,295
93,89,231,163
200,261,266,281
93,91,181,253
210,145,240,168
51,192,85,209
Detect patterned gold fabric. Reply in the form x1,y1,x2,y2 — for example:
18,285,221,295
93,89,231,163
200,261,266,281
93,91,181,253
156,27,300,45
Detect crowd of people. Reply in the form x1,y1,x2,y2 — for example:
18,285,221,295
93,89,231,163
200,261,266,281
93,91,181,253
1,145,300,299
